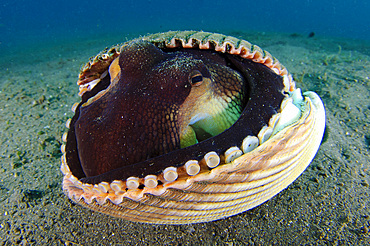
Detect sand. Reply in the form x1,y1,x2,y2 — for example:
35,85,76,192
0,31,369,245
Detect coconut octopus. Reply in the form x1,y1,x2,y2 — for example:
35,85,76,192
60,31,325,224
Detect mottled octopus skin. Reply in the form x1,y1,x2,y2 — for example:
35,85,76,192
61,31,326,224
71,41,246,178
66,48,284,183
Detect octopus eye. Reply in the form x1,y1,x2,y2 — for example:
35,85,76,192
189,70,203,86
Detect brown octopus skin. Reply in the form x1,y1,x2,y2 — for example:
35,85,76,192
72,41,248,179
61,31,326,224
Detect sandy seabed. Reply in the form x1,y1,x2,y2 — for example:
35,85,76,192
0,31,369,245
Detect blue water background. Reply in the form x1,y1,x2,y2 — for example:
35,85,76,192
1,0,369,52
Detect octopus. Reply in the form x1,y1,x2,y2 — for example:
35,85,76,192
60,31,326,224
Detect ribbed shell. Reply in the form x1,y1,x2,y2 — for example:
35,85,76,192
61,31,326,224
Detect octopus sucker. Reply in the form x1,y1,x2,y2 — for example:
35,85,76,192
61,31,325,224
